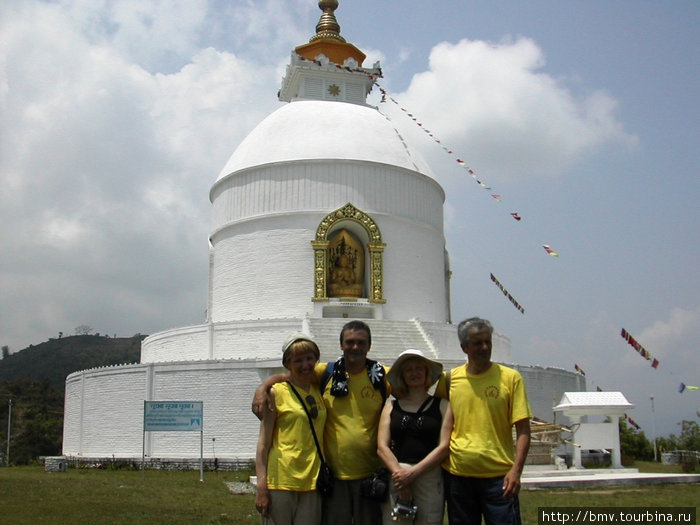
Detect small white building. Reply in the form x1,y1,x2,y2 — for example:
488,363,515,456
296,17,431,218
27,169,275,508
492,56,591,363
554,391,635,469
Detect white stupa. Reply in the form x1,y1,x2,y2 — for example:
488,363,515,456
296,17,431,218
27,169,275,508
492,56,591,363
62,1,583,463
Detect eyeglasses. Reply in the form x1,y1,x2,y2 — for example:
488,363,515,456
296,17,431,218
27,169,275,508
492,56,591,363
306,395,318,419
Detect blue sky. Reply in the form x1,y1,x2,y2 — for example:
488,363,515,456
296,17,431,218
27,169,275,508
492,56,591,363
1,0,698,438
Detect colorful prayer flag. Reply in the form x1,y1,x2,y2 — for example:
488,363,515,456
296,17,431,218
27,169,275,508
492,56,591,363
679,383,699,393
542,244,559,257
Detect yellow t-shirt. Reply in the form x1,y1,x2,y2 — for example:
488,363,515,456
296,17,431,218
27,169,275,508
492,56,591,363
436,363,532,478
315,362,387,480
266,382,327,491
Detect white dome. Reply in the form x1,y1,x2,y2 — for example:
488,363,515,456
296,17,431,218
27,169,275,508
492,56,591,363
215,100,434,184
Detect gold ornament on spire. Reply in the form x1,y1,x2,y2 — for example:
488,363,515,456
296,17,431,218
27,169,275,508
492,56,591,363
311,0,346,43
295,0,365,66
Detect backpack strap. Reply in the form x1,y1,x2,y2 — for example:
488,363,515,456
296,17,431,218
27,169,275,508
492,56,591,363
378,371,387,403
320,361,335,394
445,368,452,401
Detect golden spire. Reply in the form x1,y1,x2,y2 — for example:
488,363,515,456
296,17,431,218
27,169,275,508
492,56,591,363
310,0,345,43
295,0,365,66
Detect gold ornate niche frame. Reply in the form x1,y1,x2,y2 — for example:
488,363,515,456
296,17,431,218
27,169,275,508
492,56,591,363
312,202,386,303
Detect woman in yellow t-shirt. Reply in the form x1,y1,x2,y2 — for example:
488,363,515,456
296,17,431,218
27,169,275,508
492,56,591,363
255,333,328,525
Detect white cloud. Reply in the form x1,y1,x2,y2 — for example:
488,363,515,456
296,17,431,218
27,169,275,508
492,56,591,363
391,37,637,180
639,306,700,361
52,0,208,72
0,0,285,351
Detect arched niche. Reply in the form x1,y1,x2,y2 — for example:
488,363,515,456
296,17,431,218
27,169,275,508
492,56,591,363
311,202,386,303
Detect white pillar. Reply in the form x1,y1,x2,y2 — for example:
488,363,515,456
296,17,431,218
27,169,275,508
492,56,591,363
610,415,623,468
570,415,583,469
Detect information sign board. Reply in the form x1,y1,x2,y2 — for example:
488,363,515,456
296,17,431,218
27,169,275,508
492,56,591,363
143,401,203,432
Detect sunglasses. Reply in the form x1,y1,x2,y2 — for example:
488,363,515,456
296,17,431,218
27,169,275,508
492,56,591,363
306,395,318,419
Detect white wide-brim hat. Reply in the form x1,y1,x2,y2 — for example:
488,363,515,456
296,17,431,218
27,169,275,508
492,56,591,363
387,349,443,390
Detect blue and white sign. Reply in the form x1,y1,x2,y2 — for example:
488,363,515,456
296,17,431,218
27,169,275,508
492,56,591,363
143,401,203,432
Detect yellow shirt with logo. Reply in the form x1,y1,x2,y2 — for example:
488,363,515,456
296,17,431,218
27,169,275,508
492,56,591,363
435,363,532,478
266,382,327,491
315,363,388,480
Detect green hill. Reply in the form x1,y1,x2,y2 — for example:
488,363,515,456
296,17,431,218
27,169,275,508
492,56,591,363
0,335,144,464
0,334,144,390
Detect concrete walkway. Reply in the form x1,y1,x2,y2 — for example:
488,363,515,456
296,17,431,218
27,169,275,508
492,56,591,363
522,466,700,489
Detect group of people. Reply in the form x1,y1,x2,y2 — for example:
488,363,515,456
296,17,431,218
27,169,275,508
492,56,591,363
253,317,532,525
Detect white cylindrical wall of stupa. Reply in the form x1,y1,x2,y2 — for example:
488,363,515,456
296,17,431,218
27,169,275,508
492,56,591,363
209,100,450,324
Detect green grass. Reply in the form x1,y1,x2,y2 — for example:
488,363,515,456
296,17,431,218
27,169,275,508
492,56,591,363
0,466,259,525
520,461,699,523
0,464,697,524
634,460,697,474
521,485,699,523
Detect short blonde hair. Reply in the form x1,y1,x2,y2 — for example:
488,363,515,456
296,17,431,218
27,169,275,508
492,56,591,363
283,339,320,368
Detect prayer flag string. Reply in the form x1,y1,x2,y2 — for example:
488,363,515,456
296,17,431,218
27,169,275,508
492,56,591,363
490,273,525,314
375,84,562,258
620,328,660,369
378,88,504,195
624,413,641,430
679,383,699,394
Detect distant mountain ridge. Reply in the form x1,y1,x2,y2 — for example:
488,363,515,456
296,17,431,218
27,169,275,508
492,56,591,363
0,334,144,390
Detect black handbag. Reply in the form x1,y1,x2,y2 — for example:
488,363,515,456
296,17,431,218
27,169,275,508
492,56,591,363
317,461,335,497
288,382,335,497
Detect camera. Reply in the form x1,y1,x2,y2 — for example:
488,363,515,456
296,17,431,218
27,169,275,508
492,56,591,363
360,469,389,501
391,501,418,521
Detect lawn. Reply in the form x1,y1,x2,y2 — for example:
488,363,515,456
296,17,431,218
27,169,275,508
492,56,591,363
0,463,697,524
0,466,257,525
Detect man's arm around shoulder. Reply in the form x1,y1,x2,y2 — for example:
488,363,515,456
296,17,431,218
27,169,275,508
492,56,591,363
251,372,289,420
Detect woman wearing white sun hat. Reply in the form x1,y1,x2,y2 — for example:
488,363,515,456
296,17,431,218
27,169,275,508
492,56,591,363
377,350,453,525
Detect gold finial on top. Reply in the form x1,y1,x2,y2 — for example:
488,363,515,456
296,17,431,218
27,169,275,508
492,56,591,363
310,0,346,43
295,0,365,66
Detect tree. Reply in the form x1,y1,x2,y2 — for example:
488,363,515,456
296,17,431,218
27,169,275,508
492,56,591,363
619,418,653,461
0,379,63,465
1,346,8,359
678,420,700,451
74,325,93,336
656,434,678,453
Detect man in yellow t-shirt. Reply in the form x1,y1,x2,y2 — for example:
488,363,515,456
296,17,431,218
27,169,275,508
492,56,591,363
316,320,388,525
434,317,531,525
